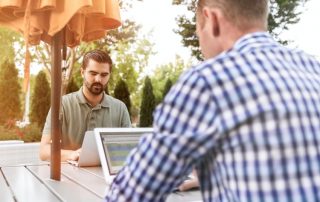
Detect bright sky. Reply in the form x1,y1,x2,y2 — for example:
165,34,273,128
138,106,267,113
122,0,192,74
282,0,320,58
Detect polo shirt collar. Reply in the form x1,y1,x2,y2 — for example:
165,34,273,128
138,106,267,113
76,87,110,108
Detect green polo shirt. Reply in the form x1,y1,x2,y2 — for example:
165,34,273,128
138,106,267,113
42,87,131,150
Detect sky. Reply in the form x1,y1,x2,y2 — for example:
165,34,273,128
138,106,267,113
28,0,320,75
281,0,320,58
122,0,192,74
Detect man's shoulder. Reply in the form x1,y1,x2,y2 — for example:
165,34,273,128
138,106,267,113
104,94,125,106
61,90,82,106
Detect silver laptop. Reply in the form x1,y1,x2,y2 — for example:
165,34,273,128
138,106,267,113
94,127,153,184
67,131,100,167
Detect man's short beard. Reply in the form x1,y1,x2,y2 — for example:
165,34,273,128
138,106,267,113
84,79,106,95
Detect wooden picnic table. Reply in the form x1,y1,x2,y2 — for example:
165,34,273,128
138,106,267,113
0,163,202,202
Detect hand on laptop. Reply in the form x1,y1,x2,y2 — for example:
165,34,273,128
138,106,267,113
179,169,199,191
68,148,82,161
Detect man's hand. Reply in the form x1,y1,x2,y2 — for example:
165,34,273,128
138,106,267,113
179,169,199,191
68,148,82,161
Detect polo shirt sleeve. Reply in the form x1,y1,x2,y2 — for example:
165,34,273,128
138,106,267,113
42,108,52,135
119,102,131,127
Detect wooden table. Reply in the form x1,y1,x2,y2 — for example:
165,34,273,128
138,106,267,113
0,163,202,202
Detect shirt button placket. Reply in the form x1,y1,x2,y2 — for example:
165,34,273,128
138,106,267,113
88,109,96,130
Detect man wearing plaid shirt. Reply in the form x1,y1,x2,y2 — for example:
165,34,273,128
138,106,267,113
106,0,320,201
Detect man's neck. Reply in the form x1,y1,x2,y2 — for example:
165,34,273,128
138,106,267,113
82,87,103,107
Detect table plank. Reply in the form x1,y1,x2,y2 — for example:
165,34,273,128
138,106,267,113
71,165,203,201
81,166,104,179
167,190,203,202
27,165,102,202
1,166,60,202
61,164,108,198
0,168,14,202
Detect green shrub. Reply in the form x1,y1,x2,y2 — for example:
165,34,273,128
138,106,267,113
0,124,41,142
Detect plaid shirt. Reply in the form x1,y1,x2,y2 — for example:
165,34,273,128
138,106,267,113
106,32,320,202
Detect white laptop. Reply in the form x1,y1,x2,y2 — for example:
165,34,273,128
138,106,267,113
94,127,153,184
67,131,101,167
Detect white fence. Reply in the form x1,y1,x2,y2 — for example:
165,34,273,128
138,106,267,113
0,142,42,166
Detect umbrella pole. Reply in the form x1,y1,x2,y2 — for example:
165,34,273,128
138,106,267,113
50,30,62,180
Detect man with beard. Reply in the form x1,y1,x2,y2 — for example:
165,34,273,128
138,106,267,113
40,50,131,162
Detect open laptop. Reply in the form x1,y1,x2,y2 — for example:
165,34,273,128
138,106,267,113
67,131,101,167
94,127,153,184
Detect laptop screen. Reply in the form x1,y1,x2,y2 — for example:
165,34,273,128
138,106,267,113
96,128,153,176
102,133,140,174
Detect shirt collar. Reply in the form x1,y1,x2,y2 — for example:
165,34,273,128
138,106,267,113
76,87,110,108
232,31,276,53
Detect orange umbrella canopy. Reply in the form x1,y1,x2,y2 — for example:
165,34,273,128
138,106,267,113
0,0,121,47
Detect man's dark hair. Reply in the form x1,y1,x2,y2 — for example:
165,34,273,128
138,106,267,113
82,50,113,71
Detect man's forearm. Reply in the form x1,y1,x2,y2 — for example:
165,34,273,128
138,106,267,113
39,144,79,162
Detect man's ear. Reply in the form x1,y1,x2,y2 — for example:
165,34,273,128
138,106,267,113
203,7,221,37
80,68,84,77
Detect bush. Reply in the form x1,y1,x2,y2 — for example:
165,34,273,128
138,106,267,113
114,79,131,115
139,76,155,127
0,60,22,124
0,123,42,142
30,71,50,130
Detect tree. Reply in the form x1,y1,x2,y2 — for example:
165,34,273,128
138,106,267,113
162,79,173,100
114,79,131,116
110,37,154,109
151,55,189,104
66,76,79,94
0,27,21,64
172,0,309,60
0,60,22,124
30,71,51,130
139,76,155,127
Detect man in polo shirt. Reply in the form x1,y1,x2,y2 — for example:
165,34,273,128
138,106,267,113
39,50,131,162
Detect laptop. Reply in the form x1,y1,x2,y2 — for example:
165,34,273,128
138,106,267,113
94,127,153,184
67,131,101,167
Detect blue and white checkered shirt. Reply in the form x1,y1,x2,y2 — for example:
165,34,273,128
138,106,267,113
106,32,320,202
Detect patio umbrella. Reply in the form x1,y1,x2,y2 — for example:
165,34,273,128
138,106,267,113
0,0,121,180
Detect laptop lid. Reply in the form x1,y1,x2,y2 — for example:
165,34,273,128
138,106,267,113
67,131,100,167
94,127,153,184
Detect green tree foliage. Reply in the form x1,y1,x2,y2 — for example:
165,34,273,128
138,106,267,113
0,60,22,124
114,79,131,115
172,0,309,60
151,55,189,104
30,71,51,130
66,77,79,94
0,27,21,64
139,76,155,127
162,79,173,100
110,37,154,109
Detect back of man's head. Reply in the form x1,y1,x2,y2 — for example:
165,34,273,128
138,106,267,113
82,50,113,71
198,0,268,30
